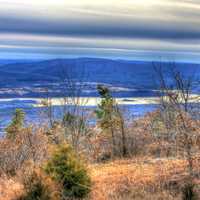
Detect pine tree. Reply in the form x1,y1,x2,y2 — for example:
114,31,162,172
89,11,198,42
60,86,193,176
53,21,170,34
95,85,128,157
6,108,25,139
45,144,91,199
96,86,117,155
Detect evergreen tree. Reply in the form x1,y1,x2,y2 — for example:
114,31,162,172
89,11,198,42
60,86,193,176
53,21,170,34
45,144,91,199
95,85,118,156
95,85,128,157
6,108,25,139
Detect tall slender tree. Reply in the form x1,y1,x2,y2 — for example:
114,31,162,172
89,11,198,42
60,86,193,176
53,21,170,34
96,85,127,157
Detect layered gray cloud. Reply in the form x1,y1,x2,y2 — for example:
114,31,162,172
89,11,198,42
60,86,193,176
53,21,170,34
0,0,200,61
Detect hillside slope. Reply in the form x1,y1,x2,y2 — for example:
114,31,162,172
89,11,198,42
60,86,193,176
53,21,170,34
0,58,199,98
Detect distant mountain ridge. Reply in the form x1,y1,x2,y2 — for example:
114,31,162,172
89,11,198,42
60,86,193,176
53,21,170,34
0,58,199,98
0,59,40,66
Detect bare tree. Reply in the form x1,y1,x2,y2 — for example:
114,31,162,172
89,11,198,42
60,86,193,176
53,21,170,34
154,63,200,181
40,88,54,128
116,105,128,157
57,61,91,151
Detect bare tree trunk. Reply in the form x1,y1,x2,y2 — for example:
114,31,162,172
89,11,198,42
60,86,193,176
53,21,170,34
110,126,116,157
119,112,127,157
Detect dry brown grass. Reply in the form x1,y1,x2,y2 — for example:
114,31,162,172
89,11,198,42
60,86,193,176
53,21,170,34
0,176,23,200
0,156,199,200
88,157,197,200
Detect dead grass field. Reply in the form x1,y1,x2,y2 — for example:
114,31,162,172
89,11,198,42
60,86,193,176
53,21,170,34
0,176,23,200
0,157,199,200
89,157,199,200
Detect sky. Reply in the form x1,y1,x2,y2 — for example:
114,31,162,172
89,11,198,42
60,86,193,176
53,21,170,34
0,0,200,62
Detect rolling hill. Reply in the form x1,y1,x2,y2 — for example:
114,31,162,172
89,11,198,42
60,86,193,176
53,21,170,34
0,58,199,98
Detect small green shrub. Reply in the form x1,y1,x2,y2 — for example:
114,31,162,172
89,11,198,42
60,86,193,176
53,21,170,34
45,144,91,199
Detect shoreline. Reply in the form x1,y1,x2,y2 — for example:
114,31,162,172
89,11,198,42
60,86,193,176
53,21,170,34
0,95,199,107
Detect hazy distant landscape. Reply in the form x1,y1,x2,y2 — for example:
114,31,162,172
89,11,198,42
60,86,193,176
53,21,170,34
1,1,200,200
0,58,199,132
0,58,199,98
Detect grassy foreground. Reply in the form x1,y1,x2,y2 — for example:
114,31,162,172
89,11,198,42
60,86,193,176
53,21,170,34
1,156,199,200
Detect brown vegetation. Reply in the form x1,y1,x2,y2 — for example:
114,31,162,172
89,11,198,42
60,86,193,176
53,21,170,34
0,68,199,200
89,157,200,200
1,156,200,200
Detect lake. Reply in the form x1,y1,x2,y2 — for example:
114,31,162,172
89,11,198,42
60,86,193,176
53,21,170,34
0,98,158,136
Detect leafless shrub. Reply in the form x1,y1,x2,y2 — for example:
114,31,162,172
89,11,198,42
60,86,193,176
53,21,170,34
153,64,200,197
0,126,49,176
16,162,60,200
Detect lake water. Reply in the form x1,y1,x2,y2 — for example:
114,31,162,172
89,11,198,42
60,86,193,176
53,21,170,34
0,98,157,136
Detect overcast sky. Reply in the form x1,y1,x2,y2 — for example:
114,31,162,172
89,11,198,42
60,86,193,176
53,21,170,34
0,0,200,61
